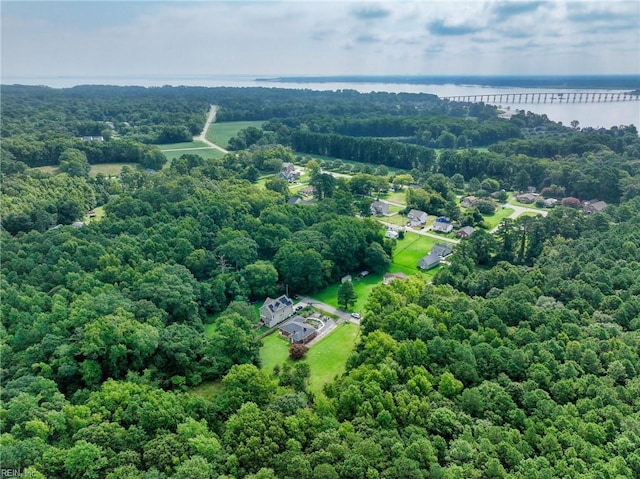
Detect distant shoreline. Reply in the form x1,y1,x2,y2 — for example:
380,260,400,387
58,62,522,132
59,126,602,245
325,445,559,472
256,75,640,90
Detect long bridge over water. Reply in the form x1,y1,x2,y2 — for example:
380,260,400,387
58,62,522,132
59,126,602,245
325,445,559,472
442,91,639,104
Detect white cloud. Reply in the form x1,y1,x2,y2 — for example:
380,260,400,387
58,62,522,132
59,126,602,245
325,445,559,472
1,0,638,79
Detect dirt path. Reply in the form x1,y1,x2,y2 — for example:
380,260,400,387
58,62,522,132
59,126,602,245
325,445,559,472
195,105,228,153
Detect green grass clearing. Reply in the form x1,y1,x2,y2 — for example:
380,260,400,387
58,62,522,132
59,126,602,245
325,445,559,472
260,333,291,374
160,147,225,162
259,323,360,395
189,380,224,400
312,272,386,312
482,207,515,229
89,163,138,177
206,121,265,148
380,190,407,205
156,140,211,150
84,206,105,223
306,323,359,394
392,232,441,272
32,165,61,175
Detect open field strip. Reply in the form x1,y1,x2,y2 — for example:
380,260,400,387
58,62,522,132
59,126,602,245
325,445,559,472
206,121,265,148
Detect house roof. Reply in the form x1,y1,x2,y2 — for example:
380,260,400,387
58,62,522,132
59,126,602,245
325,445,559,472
418,252,441,270
279,317,316,342
457,226,475,236
585,200,607,212
407,209,427,220
287,196,302,205
431,243,454,257
371,201,389,214
263,295,293,314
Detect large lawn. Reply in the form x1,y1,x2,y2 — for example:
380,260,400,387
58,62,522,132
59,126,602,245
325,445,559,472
260,333,291,374
160,147,225,162
206,121,265,148
482,206,515,229
260,322,360,394
380,190,407,205
311,232,445,310
306,323,359,393
312,272,386,312
89,162,138,177
392,233,441,272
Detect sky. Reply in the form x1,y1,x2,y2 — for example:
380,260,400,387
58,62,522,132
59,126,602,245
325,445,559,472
2,0,639,81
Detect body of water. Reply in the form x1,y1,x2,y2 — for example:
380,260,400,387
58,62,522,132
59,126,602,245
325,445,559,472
3,75,639,129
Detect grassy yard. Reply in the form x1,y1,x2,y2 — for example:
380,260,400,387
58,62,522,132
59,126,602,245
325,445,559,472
32,165,60,175
84,206,105,223
260,333,291,374
311,232,445,310
482,206,515,229
260,322,360,395
189,380,224,400
382,214,407,227
306,322,359,394
507,193,545,210
312,273,384,312
156,141,211,150
380,190,407,205
206,121,265,148
160,147,225,162
392,233,440,272
89,162,137,177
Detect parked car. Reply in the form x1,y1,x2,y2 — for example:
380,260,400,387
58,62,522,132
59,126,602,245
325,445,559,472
351,313,361,319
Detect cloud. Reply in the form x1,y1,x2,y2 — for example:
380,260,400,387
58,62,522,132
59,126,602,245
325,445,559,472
492,1,545,22
351,6,391,21
427,19,483,36
355,34,380,44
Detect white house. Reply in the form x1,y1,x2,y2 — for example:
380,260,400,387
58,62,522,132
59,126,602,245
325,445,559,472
260,295,294,327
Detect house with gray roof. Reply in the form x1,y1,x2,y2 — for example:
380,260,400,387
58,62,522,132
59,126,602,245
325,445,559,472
278,316,318,344
417,243,454,270
407,209,428,227
279,163,301,182
583,200,607,215
260,295,294,327
432,217,453,233
370,201,389,216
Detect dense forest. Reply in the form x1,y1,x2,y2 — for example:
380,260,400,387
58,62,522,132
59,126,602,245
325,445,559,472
1,85,639,478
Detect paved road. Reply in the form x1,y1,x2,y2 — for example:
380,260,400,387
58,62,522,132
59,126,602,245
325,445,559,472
298,296,360,325
196,105,229,153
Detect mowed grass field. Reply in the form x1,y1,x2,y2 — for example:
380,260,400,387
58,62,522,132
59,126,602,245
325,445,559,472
392,232,443,272
260,322,360,394
312,232,449,309
482,206,515,229
312,272,386,312
206,121,265,149
89,163,138,177
157,140,226,162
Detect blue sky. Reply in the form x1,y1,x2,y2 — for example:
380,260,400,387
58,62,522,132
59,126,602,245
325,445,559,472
2,0,639,80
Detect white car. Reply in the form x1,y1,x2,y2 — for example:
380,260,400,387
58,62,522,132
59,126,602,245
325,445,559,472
351,313,361,319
